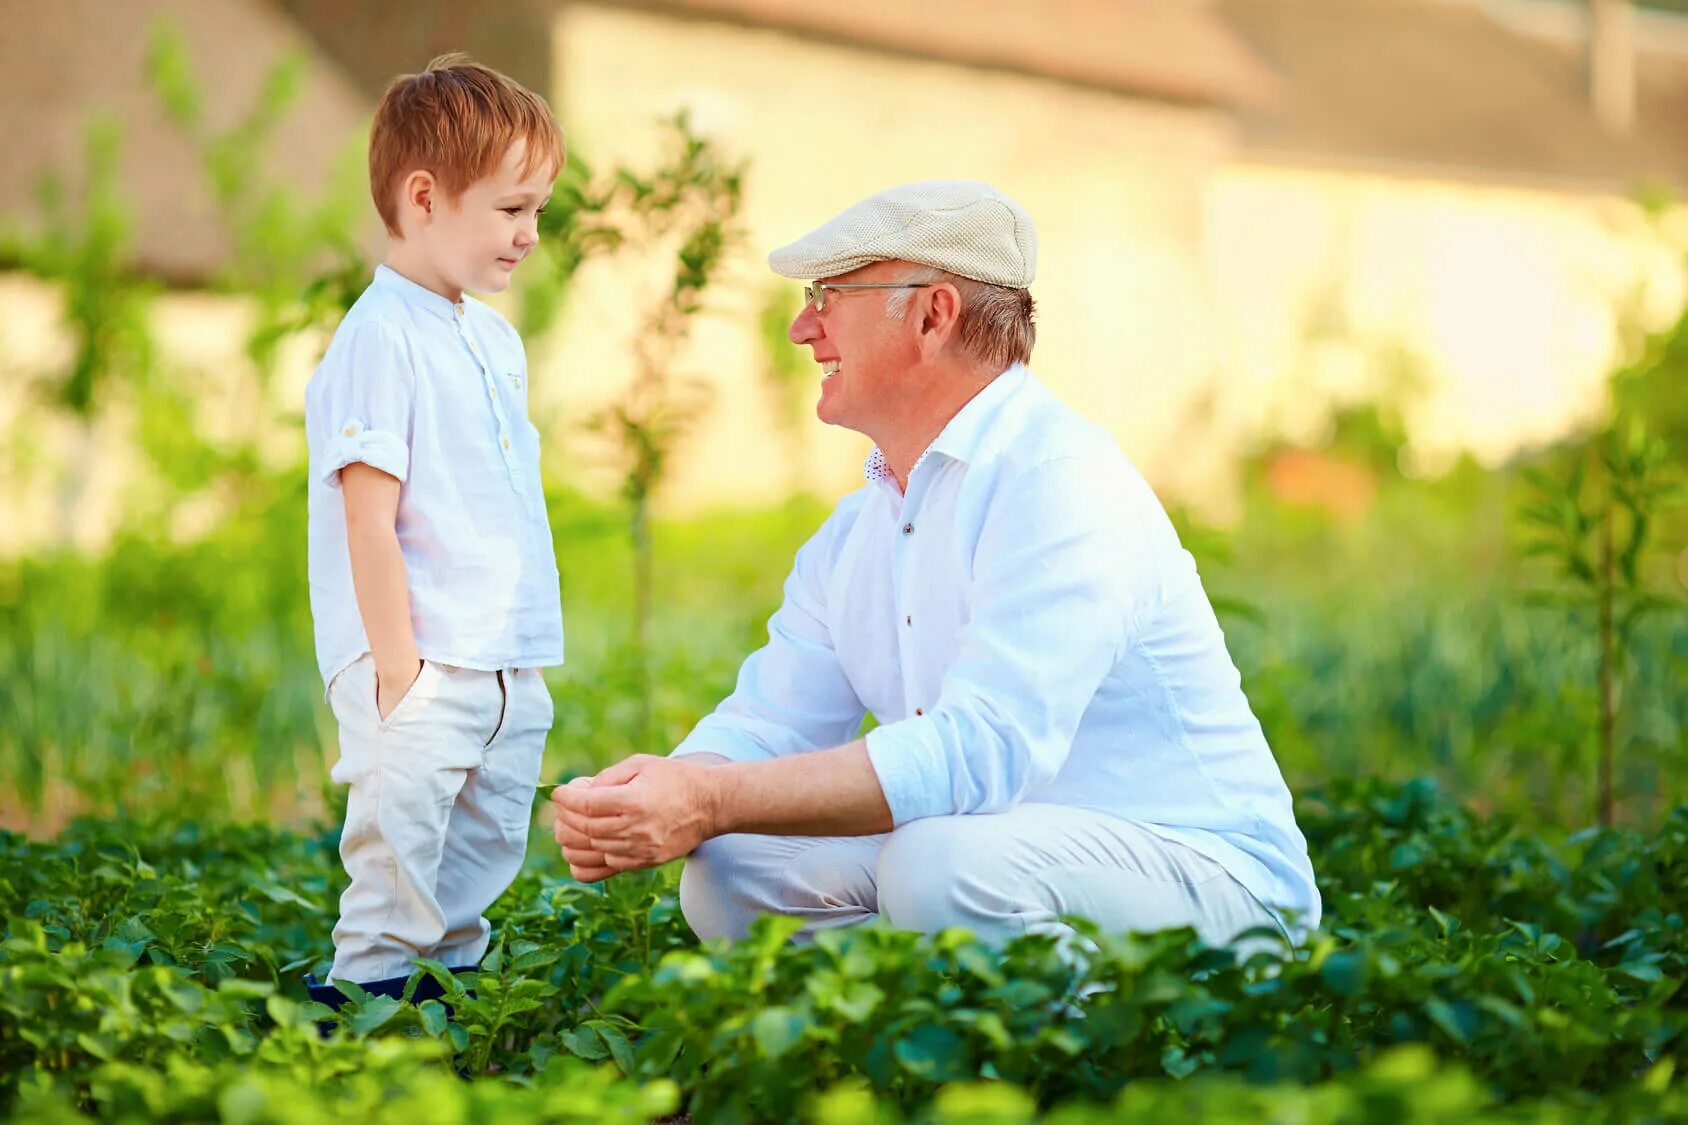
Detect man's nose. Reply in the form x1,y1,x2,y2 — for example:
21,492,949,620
789,304,821,345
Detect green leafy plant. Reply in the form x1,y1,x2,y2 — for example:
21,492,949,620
145,25,368,378
0,120,157,543
1519,417,1685,827
3,781,1683,1122
759,281,816,492
575,113,746,751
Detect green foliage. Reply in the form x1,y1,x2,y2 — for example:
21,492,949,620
1,781,1683,1121
519,151,625,341
759,281,819,489
574,113,747,750
1520,423,1684,626
145,25,368,376
2,29,1685,1124
0,120,156,422
1518,412,1686,826
0,464,1682,828
0,473,319,816
0,25,367,547
578,112,745,507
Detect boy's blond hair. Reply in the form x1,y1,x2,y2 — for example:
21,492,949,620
369,54,564,236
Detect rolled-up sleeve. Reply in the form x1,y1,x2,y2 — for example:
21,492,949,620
311,320,414,489
671,506,867,763
865,457,1156,825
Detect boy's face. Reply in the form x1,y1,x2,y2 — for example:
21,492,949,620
401,138,554,299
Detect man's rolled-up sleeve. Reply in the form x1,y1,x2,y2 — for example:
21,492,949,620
671,507,867,763
865,457,1155,825
312,321,414,489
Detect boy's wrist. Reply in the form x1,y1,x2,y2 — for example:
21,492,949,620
375,654,422,685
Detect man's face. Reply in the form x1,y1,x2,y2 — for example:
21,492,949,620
418,138,554,297
787,261,919,434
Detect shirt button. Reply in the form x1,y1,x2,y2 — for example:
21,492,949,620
489,387,498,400
904,615,912,627
455,304,465,317
915,708,924,716
501,437,511,449
902,522,914,535
343,424,357,437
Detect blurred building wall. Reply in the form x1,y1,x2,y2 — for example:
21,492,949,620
2,0,1685,554
540,2,1684,513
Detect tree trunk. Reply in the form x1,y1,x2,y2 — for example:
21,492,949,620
631,491,653,752
1597,504,1616,828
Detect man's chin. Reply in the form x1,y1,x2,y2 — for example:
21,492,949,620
815,383,850,427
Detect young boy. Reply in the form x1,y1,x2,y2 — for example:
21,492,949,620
303,55,565,1006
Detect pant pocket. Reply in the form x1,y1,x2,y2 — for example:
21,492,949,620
328,655,378,785
475,727,547,852
378,660,455,734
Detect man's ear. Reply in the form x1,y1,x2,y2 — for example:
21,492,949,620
401,170,437,226
917,281,963,358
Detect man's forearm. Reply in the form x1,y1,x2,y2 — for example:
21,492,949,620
710,740,894,837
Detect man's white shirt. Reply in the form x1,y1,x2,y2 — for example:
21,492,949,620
672,365,1321,929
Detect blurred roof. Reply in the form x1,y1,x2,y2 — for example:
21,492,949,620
275,0,1281,109
1218,0,1688,191
624,0,1283,107
273,0,556,104
5,0,1685,287
0,0,372,285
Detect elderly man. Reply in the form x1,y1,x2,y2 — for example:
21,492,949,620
552,181,1320,947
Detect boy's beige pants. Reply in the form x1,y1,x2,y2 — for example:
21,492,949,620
326,653,552,982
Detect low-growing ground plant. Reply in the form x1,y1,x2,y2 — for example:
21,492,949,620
2,780,1682,1122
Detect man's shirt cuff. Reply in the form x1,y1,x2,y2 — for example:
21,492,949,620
864,719,954,825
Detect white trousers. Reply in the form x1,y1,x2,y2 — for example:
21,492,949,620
326,654,552,982
679,803,1285,949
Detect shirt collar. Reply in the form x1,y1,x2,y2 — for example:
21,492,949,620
928,364,1029,465
861,364,1031,488
371,264,464,323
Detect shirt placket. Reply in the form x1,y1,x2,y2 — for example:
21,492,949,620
891,468,931,721
455,303,524,493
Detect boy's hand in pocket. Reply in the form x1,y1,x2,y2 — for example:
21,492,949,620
376,659,423,720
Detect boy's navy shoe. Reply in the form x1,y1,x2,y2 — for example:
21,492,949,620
303,965,478,1037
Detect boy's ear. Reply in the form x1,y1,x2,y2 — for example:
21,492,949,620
401,169,437,224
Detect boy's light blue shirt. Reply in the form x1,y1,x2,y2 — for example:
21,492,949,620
305,265,564,687
672,365,1320,929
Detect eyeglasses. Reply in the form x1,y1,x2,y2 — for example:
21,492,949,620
803,281,934,312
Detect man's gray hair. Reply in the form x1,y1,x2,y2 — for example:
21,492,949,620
886,266,1037,371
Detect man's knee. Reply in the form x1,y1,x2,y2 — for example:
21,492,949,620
676,834,825,942
876,817,1009,937
680,833,882,943
677,835,753,942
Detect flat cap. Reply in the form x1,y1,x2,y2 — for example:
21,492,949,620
768,180,1036,288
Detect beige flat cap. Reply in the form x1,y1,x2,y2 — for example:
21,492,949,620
768,180,1036,288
